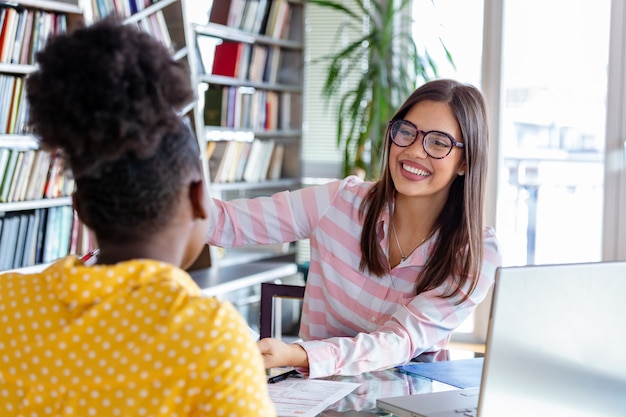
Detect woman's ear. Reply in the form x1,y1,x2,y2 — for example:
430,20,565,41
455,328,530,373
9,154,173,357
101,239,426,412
458,161,467,176
188,180,208,220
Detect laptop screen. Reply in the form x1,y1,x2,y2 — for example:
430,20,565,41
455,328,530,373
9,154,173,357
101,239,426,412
478,261,626,417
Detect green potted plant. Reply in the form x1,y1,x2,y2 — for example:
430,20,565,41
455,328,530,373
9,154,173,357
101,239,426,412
306,0,452,179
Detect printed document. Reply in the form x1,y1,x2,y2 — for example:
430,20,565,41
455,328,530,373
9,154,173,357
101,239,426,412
268,379,361,417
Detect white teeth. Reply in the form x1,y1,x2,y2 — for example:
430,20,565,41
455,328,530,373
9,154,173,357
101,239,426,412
402,163,430,176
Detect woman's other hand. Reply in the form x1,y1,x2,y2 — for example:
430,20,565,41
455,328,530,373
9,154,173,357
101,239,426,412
257,337,309,369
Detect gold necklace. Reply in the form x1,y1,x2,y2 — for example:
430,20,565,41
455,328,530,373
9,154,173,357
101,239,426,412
390,220,429,263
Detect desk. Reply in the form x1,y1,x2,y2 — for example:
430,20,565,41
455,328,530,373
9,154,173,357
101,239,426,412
316,369,456,416
309,351,478,416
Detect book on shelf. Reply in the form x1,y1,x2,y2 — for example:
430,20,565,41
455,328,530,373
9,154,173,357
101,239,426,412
0,148,74,203
225,86,236,128
68,211,95,257
20,208,40,266
256,139,275,182
233,140,252,182
208,0,231,25
279,91,302,130
0,75,17,133
263,46,281,84
42,206,73,264
0,205,79,270
203,84,224,126
233,0,268,35
18,9,34,65
226,0,245,28
13,213,29,269
267,143,285,180
33,207,48,265
10,6,27,64
214,140,237,183
241,138,263,183
1,8,69,67
238,0,258,33
24,150,50,201
2,149,23,202
212,40,243,78
265,90,279,130
238,138,277,183
207,140,228,183
6,76,24,134
12,148,35,202
251,0,269,35
0,214,20,270
0,148,10,183
135,11,173,50
248,45,268,82
0,8,6,52
0,5,19,63
225,140,248,182
237,43,252,79
203,86,291,133
196,34,221,74
57,205,73,261
0,149,18,202
270,0,291,39
26,9,42,65
264,0,290,39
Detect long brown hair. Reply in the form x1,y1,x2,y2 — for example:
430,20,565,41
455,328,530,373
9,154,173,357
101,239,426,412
359,79,489,302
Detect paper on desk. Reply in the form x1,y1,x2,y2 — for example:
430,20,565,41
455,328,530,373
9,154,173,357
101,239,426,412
268,379,361,417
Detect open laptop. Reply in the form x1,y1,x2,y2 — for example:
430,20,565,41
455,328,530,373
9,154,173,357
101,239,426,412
377,261,626,417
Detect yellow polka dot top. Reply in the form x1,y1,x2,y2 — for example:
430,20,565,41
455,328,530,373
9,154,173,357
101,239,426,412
0,256,276,417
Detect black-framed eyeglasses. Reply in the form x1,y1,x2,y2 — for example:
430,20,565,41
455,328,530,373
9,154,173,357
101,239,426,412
389,119,464,159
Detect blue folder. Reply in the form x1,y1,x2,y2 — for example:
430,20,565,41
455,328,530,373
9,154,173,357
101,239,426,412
395,357,484,389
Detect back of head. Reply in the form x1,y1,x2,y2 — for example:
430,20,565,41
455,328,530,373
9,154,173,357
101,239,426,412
26,18,200,241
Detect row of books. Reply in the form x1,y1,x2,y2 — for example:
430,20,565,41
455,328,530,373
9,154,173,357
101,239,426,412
0,5,68,65
0,206,76,271
0,148,74,204
204,85,301,132
131,10,172,51
91,0,158,21
203,38,287,84
209,0,292,39
208,139,284,184
0,74,28,135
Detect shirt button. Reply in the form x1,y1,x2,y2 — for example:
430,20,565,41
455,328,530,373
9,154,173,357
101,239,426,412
371,316,376,321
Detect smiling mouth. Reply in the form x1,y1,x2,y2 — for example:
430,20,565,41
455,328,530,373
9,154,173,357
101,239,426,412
402,163,431,177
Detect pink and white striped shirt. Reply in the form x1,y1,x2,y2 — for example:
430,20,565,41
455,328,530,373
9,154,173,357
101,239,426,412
207,175,502,378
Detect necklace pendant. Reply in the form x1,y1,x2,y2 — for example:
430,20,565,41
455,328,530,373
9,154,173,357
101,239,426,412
401,256,406,262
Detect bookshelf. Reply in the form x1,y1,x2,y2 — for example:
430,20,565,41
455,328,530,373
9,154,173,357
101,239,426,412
0,0,196,271
0,0,87,271
189,0,305,265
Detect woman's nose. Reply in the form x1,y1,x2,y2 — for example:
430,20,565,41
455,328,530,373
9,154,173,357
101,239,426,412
405,135,428,158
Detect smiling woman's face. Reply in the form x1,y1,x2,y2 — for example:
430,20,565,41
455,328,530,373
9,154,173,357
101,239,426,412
389,100,466,203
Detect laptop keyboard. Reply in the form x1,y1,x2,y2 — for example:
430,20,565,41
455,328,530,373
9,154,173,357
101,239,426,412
455,408,477,417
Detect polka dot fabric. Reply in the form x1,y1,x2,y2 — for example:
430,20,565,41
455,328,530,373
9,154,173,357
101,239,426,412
0,256,276,417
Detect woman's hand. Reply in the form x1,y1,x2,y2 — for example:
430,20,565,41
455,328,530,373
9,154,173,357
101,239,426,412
257,338,309,369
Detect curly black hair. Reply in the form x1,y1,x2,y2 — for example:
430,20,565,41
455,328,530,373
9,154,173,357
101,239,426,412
25,17,200,241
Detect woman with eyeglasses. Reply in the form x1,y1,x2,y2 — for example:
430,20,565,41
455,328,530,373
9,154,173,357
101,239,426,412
207,78,502,378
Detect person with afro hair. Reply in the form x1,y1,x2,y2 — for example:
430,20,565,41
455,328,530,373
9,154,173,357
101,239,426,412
0,17,276,417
